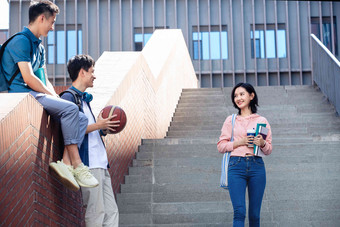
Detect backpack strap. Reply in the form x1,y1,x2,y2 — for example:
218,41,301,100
0,32,35,86
60,88,82,110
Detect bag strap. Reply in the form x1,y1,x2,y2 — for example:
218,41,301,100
230,114,237,142
59,88,82,110
0,32,35,86
226,114,237,158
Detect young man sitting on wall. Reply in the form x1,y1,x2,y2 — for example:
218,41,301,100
0,1,98,190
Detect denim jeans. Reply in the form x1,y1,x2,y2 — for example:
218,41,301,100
228,156,266,227
29,91,88,147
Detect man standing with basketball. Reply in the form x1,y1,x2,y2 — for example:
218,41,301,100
61,54,119,226
1,1,98,191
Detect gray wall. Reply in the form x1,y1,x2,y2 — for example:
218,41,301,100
8,0,340,87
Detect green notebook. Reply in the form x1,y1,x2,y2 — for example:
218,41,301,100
35,68,46,85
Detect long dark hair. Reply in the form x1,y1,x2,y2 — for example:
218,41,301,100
231,83,259,115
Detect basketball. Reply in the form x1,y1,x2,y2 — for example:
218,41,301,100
101,105,127,134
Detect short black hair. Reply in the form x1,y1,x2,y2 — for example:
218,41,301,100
67,55,95,82
231,82,259,115
29,1,59,24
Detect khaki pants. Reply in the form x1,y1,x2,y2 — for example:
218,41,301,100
81,168,119,227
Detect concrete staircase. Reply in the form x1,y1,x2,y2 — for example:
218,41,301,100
117,86,340,227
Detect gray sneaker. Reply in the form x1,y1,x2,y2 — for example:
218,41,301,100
49,160,80,191
73,163,99,188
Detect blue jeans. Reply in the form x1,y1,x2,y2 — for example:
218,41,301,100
228,156,266,227
29,91,88,148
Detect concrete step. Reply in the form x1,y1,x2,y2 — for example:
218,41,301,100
171,113,340,125
131,154,340,169
134,147,340,162
166,129,340,138
137,143,340,153
174,104,335,116
142,136,338,146
168,124,340,134
124,165,340,186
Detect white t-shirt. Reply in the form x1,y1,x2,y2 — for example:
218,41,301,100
82,101,108,169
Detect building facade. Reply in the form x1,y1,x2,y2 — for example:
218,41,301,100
8,0,340,87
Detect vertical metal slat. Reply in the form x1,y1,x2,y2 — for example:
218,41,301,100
108,0,111,51
64,0,67,85
296,1,303,84
330,2,335,56
252,0,257,86
119,0,122,51
218,0,223,87
241,0,246,82
274,0,279,85
285,1,291,85
230,0,235,86
308,1,313,84
208,0,212,87
130,0,133,50
196,0,201,86
263,0,268,85
164,0,166,29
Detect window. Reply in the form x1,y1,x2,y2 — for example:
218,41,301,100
134,33,152,51
311,17,338,55
0,29,9,44
251,24,286,59
134,27,168,51
47,25,82,64
192,26,228,60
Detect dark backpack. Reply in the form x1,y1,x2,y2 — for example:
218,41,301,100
0,32,34,92
60,88,82,110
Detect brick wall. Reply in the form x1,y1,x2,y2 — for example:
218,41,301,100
0,93,85,226
0,29,197,225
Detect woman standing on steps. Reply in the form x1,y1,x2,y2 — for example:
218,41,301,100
217,83,273,227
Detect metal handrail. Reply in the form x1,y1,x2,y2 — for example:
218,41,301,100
311,34,340,115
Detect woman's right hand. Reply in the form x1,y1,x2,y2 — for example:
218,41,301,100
234,136,254,148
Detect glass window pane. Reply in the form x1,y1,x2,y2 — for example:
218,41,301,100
251,31,255,58
57,31,65,64
78,30,82,54
67,30,76,60
135,42,143,51
256,39,261,58
193,32,199,41
134,34,143,42
210,31,220,59
47,31,54,45
266,30,276,58
323,23,332,51
277,30,286,58
311,23,320,39
202,32,209,60
144,33,152,44
193,29,228,60
260,30,265,58
193,41,202,60
221,31,228,59
48,46,54,64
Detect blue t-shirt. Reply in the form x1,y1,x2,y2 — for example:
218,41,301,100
2,27,45,92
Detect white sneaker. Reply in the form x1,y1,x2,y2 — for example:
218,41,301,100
73,163,99,188
49,160,80,191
